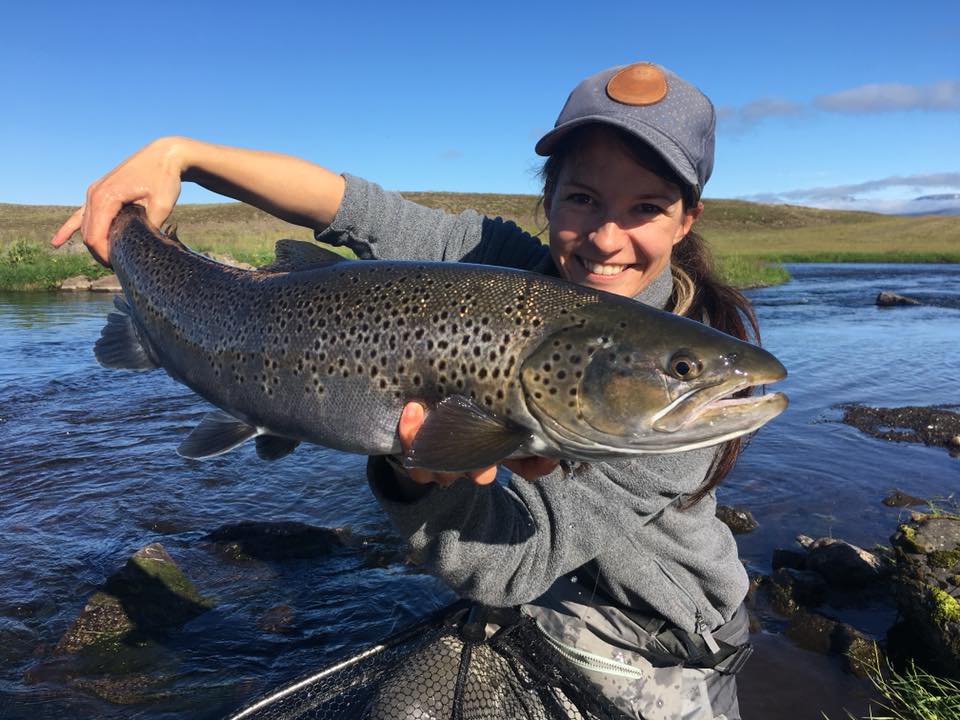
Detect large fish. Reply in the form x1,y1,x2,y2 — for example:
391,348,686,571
95,205,787,471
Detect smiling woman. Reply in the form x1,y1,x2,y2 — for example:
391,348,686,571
542,126,700,299
51,60,780,720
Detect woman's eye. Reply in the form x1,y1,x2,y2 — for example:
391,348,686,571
636,203,663,214
567,193,594,205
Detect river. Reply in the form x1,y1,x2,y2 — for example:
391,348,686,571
0,263,957,719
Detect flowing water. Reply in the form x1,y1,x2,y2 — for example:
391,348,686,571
0,263,957,719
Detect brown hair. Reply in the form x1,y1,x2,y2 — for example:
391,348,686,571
538,125,761,507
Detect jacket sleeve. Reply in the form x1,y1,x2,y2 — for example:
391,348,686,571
314,174,549,268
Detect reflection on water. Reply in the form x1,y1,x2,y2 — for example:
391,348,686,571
0,263,957,718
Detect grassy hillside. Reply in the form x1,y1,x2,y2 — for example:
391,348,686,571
1,194,958,290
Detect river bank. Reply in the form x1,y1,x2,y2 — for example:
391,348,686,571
2,197,959,291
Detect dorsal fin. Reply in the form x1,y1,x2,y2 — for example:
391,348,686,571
259,240,347,272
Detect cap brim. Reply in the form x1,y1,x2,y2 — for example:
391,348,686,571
534,116,700,194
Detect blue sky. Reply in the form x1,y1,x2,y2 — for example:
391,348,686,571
2,0,958,213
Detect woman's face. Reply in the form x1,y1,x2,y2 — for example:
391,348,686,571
545,127,701,299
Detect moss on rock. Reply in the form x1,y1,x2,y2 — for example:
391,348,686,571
930,586,960,626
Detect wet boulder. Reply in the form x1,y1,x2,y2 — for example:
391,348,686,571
771,549,807,572
839,404,960,456
889,515,960,677
60,275,93,291
89,275,122,292
56,543,213,654
804,538,884,588
876,291,921,307
882,489,928,508
766,568,828,616
204,520,351,561
785,610,879,677
715,505,759,534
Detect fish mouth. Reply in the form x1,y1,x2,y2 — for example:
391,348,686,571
651,377,788,434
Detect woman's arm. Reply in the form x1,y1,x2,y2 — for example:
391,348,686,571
50,136,345,266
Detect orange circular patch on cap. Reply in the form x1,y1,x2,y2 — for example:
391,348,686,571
606,62,668,106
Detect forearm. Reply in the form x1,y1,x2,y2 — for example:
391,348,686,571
166,136,345,231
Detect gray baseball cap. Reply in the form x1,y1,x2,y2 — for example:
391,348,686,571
535,62,716,200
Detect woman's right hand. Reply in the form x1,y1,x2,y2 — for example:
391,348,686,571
50,136,186,266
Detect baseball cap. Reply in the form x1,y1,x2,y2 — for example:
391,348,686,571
535,62,716,200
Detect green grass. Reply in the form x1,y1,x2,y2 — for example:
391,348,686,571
2,195,958,291
823,647,960,720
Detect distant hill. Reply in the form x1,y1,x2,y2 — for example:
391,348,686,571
2,193,959,263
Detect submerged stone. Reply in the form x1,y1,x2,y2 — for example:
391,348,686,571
839,404,960,455
876,291,921,307
882,489,928,507
204,520,351,561
56,543,213,654
715,505,759,534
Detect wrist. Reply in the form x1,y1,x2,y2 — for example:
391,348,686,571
156,136,197,179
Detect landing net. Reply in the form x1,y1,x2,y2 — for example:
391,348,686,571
227,601,627,720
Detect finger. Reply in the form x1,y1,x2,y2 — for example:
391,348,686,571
397,402,425,454
83,193,126,266
51,207,84,248
504,457,559,481
467,466,498,485
145,199,175,232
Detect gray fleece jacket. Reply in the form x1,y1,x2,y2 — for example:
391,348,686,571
316,174,749,635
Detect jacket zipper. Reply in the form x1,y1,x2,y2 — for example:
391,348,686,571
536,622,648,679
649,556,721,654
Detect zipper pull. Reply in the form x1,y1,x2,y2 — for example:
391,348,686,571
696,613,721,654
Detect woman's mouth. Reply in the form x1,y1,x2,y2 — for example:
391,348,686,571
577,255,634,277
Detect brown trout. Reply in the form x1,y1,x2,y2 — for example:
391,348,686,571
95,205,787,471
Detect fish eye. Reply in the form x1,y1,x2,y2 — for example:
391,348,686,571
668,352,702,380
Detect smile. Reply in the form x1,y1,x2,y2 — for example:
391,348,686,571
577,256,634,276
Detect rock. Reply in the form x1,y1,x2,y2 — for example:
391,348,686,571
56,543,213,653
202,252,255,270
257,604,296,634
772,549,807,572
204,521,351,561
839,404,960,455
805,538,883,588
796,534,815,549
876,291,921,306
60,275,92,291
715,505,758,534
882,489,927,507
89,274,122,292
888,515,960,677
784,610,880,677
767,568,828,615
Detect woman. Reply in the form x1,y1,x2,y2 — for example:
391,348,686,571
53,61,758,719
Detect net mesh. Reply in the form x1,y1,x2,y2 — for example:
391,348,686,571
228,602,627,720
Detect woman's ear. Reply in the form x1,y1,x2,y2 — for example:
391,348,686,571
675,200,704,245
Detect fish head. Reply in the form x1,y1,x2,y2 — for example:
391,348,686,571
520,302,787,456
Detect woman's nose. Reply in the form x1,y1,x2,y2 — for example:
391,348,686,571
588,220,627,253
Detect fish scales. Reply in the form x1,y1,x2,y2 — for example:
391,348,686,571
100,206,787,470
111,213,605,456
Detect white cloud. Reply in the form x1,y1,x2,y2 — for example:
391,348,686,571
740,173,960,213
814,80,960,113
717,97,803,133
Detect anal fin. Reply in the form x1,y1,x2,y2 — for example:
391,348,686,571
178,411,258,459
255,435,300,461
404,395,531,473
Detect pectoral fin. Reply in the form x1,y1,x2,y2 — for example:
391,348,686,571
404,395,531,472
259,240,348,272
255,435,300,461
94,296,160,370
178,411,258,459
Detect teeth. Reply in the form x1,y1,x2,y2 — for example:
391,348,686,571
581,258,626,275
